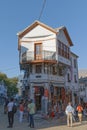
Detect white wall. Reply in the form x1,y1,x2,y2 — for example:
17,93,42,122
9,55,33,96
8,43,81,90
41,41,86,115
21,25,56,41
57,29,70,47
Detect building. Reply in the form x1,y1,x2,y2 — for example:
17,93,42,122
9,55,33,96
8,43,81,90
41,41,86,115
17,21,79,113
79,69,87,78
17,74,24,96
67,52,79,105
79,77,87,104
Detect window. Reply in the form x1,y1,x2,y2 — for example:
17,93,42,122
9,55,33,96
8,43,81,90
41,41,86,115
29,64,32,73
35,64,42,73
74,75,77,83
67,73,71,82
44,63,49,74
58,40,70,59
58,40,62,55
52,66,57,75
59,67,63,76
67,48,70,59
74,59,77,68
62,43,64,56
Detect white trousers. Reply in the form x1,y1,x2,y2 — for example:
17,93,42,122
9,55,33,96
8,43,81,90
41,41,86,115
67,112,73,126
19,111,24,123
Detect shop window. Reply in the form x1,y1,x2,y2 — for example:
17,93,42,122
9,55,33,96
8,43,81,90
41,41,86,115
40,87,44,96
44,88,49,97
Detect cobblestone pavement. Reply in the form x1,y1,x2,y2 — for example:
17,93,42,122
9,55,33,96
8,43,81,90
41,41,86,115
0,105,87,130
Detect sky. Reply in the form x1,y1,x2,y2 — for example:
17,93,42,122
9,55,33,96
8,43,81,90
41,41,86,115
0,0,87,78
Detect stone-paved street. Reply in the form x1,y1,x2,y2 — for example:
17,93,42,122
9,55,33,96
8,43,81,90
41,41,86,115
0,105,87,130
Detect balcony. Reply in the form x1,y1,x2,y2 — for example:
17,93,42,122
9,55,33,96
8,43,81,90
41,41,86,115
27,73,65,84
20,50,56,64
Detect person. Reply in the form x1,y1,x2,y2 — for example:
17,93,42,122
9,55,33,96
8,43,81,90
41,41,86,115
27,99,35,128
19,100,24,123
4,98,9,114
53,103,59,119
65,102,74,127
7,97,14,128
76,103,83,123
50,107,55,119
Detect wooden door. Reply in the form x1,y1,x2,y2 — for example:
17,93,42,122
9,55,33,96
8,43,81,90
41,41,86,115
34,43,42,60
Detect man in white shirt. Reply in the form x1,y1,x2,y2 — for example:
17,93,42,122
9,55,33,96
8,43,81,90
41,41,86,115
65,102,74,127
7,98,14,128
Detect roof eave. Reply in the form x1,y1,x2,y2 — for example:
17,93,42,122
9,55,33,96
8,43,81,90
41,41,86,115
17,20,57,38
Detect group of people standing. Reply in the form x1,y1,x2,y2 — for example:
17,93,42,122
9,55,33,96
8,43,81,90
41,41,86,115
19,99,35,128
4,97,35,128
4,97,86,128
65,102,83,127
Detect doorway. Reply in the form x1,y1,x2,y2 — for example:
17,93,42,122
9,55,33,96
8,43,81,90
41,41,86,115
34,86,44,111
35,94,41,111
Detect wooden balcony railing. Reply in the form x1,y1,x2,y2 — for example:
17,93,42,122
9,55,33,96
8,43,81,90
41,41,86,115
21,50,56,63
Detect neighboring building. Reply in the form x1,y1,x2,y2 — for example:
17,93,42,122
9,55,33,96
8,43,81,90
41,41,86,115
79,77,87,104
79,69,87,78
65,52,79,105
17,21,79,113
17,74,24,96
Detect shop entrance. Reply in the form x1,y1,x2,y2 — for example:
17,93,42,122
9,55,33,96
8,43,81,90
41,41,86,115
34,86,44,111
35,94,41,111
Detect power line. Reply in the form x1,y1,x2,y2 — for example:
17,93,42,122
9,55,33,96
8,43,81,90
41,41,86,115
0,67,19,72
38,0,46,21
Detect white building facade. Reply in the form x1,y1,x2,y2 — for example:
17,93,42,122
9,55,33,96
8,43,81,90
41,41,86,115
17,21,79,113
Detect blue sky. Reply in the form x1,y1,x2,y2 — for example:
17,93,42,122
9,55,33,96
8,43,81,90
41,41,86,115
0,0,87,78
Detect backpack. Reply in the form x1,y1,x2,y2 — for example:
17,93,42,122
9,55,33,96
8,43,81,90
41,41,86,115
12,104,17,113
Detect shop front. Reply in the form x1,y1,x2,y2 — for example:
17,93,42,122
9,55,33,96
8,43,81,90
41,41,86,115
34,86,44,111
30,84,66,114
65,90,72,104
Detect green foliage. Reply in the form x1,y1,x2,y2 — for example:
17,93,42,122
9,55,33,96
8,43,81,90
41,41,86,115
0,72,7,82
0,72,18,97
7,77,18,97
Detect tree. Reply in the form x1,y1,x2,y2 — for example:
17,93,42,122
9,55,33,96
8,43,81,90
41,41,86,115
0,72,7,82
0,72,18,97
7,77,18,97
